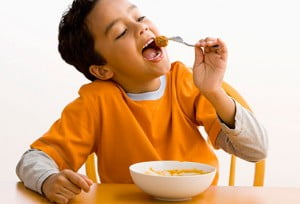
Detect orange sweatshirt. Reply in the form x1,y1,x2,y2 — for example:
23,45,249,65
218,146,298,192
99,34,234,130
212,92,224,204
31,61,221,184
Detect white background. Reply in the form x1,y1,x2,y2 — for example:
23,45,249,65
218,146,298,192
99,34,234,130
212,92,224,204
1,0,300,186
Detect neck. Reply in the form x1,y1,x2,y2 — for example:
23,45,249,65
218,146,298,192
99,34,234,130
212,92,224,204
122,77,161,93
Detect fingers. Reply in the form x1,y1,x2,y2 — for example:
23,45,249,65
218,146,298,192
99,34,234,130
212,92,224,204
60,187,76,200
53,193,69,204
196,37,218,47
194,41,204,67
63,169,91,192
42,173,77,204
195,37,228,62
196,37,225,51
42,170,92,204
79,173,94,186
62,179,82,195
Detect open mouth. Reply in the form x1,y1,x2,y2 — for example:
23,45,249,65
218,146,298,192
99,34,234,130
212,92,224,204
142,38,163,61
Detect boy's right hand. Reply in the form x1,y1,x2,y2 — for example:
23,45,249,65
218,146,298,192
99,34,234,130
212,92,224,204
42,169,93,204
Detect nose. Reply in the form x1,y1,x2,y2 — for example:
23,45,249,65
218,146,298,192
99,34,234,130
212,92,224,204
136,22,149,36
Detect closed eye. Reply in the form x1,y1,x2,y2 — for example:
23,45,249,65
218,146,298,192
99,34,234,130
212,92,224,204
115,29,127,40
137,16,146,22
114,16,146,40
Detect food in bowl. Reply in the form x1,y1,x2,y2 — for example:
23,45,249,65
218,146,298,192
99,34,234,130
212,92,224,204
145,167,208,176
129,161,216,201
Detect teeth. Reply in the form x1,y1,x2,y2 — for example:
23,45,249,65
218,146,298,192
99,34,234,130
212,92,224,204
142,39,154,49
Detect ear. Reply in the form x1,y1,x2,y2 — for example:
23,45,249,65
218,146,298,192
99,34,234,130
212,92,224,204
89,65,114,80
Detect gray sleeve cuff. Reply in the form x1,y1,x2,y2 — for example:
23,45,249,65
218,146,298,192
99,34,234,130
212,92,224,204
16,149,60,195
36,169,60,195
216,99,268,162
219,98,243,136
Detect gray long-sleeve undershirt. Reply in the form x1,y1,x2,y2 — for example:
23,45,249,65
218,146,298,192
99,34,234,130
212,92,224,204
16,100,268,195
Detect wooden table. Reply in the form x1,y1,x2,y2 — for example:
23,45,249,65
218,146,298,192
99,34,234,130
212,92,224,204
2,181,300,204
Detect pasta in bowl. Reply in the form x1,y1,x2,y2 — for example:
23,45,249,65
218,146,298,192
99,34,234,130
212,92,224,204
129,160,216,201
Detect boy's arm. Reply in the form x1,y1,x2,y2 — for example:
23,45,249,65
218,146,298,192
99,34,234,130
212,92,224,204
216,100,268,162
16,149,59,194
191,37,268,159
193,38,236,128
16,149,93,203
204,88,236,128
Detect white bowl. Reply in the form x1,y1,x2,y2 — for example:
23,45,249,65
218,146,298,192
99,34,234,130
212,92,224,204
129,160,216,201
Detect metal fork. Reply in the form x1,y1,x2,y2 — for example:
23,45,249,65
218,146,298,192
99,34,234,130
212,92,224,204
168,36,219,48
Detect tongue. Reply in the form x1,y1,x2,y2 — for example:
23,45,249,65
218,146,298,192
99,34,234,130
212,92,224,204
142,48,158,60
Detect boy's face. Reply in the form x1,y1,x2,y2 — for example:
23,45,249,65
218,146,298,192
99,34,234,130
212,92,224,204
86,0,171,92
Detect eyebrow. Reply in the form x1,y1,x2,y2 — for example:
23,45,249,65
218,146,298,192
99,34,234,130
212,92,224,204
104,4,137,36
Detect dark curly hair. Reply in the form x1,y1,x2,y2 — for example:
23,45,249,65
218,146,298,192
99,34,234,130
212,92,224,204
58,0,106,81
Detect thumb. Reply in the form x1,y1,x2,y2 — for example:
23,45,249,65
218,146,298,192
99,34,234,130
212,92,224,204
193,43,204,68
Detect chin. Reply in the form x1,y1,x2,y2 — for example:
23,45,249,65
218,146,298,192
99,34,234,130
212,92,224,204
160,56,171,74
155,49,170,72
162,61,171,74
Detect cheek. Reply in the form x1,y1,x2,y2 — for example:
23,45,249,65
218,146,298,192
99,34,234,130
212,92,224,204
94,39,111,60
95,38,141,65
115,41,139,57
107,44,140,66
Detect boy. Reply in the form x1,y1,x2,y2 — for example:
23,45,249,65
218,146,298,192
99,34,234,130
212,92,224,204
16,0,268,203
